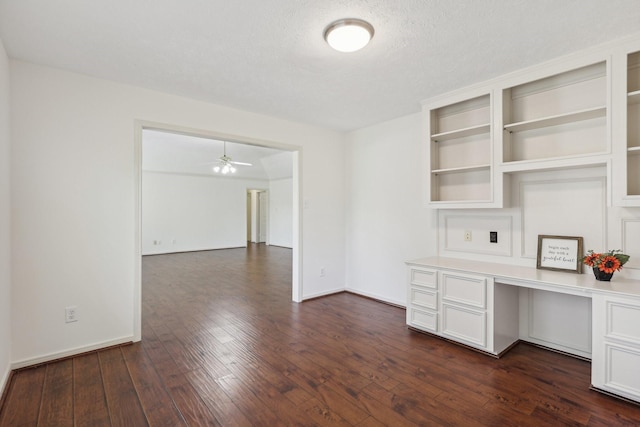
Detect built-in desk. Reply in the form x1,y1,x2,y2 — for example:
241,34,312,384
406,256,640,404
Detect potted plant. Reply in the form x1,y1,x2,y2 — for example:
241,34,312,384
581,249,630,281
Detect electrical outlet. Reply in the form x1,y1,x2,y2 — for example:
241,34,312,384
490,231,498,243
65,306,78,323
464,230,472,241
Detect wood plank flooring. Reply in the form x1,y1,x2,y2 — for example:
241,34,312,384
2,243,640,426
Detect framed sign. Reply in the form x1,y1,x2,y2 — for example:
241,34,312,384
536,235,583,273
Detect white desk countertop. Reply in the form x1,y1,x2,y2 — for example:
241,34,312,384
406,256,640,298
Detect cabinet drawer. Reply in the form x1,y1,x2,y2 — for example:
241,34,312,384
408,307,438,332
410,268,437,289
410,287,437,310
442,303,486,348
605,300,640,345
441,272,487,309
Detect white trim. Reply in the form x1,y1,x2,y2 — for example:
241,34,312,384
134,121,142,342
292,150,302,302
301,287,345,301
346,287,406,307
10,336,134,370
0,365,10,399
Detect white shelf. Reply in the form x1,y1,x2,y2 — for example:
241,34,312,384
500,153,608,173
628,90,640,105
430,199,492,205
503,106,606,133
432,164,490,175
431,123,490,142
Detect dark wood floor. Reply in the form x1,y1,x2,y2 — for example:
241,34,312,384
2,244,640,426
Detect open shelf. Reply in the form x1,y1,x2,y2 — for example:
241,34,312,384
503,106,606,133
431,123,490,142
432,164,490,174
500,153,608,173
628,90,640,105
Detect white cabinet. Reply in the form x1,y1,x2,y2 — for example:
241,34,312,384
406,265,519,356
406,256,640,405
592,293,640,402
406,267,438,333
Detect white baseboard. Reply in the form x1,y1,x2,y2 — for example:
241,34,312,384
0,364,10,399
301,287,345,301
10,336,134,370
345,287,406,308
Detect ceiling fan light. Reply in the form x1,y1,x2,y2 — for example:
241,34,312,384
213,166,220,173
324,19,374,53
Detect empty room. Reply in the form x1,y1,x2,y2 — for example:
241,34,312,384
1,1,640,425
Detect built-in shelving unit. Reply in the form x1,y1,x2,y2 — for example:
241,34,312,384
501,61,608,166
426,94,495,207
627,51,640,198
422,38,640,209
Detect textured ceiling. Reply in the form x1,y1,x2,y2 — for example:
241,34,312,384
1,1,640,131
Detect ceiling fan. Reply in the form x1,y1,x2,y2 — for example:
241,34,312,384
211,141,252,174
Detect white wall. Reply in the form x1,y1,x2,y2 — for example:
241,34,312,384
435,165,640,274
10,60,345,365
345,113,436,306
0,38,11,392
142,172,268,254
269,178,293,248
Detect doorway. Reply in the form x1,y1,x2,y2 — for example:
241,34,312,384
247,189,268,244
135,122,302,341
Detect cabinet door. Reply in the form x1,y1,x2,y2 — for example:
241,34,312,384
592,293,640,403
441,303,486,348
600,343,640,399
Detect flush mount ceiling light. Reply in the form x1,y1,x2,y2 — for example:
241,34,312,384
324,18,374,53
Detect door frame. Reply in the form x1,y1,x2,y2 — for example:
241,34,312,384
133,120,302,341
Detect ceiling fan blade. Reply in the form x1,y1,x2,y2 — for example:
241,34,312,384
230,161,252,166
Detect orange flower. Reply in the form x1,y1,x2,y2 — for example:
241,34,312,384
598,255,621,274
583,253,600,267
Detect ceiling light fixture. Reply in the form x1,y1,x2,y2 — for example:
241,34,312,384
212,141,252,174
213,161,236,174
324,18,374,53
